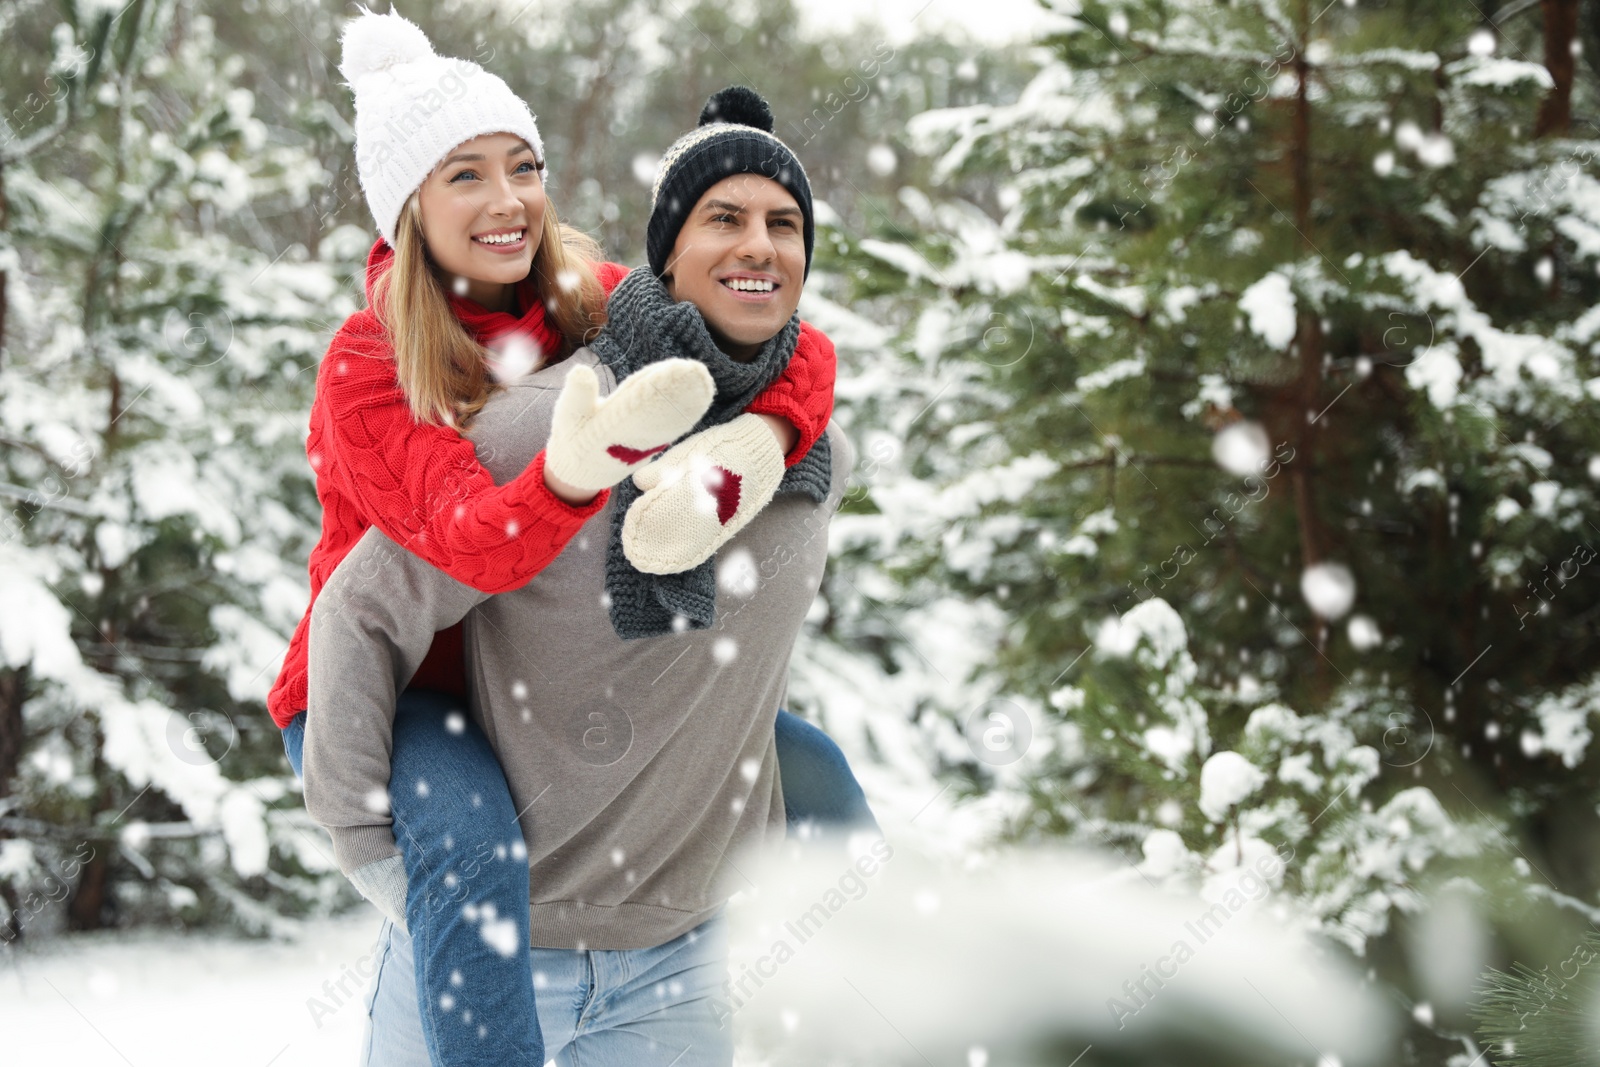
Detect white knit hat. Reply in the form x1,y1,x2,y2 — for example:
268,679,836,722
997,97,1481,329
338,7,545,246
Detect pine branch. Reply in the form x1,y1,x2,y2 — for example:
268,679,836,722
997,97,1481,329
1473,930,1600,1067
1495,0,1544,25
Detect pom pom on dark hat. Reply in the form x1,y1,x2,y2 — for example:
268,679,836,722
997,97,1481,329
698,85,774,130
646,86,814,279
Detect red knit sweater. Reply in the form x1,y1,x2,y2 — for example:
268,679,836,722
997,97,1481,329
265,239,837,727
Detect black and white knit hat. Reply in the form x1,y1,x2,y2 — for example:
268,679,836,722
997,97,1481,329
339,8,545,247
645,87,815,279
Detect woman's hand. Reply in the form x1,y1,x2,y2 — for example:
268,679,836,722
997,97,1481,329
620,412,788,574
544,359,715,500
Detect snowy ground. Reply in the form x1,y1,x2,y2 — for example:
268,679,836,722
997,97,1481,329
0,841,1397,1067
0,909,384,1067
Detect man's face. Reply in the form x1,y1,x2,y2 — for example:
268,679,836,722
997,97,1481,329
663,174,806,359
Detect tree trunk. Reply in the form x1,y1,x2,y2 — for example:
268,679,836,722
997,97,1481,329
67,717,114,931
0,666,24,798
1535,0,1580,137
1289,1,1326,577
1287,0,1336,685
0,666,23,945
66,850,112,930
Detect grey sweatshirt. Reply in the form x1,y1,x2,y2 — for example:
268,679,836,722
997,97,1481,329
302,347,854,950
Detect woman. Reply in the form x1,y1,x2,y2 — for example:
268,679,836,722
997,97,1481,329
303,81,860,1065
273,11,872,1067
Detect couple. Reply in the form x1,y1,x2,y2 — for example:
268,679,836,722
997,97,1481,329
270,10,876,1067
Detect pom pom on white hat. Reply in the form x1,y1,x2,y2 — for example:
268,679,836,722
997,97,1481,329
339,7,544,246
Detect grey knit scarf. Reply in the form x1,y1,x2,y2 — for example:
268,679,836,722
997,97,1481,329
590,268,832,640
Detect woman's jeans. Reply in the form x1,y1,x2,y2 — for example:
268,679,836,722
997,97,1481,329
360,912,732,1066
281,688,874,1066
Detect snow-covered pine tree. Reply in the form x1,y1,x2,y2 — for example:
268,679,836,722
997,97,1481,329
0,0,360,939
827,0,1600,1058
781,34,1063,847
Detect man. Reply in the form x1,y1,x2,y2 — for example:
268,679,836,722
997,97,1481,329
302,87,857,1066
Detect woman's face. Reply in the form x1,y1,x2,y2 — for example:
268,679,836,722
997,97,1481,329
416,132,546,311
664,174,806,360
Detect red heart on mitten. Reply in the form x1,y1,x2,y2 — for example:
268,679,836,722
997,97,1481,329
607,442,670,464
704,467,742,525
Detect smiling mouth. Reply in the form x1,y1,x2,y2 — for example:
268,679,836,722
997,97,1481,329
473,229,526,246
721,278,776,293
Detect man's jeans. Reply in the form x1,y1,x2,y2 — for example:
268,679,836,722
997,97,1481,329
358,912,733,1066
282,688,873,1065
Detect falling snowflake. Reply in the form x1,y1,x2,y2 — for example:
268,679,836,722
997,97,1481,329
1415,133,1455,168
487,333,542,383
1301,562,1357,620
478,902,520,957
631,152,660,186
719,548,760,598
1347,614,1382,651
1212,420,1271,477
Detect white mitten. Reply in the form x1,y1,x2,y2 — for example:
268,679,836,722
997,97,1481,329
544,359,715,493
622,413,787,575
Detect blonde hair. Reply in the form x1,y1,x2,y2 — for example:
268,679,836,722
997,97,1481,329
371,194,608,427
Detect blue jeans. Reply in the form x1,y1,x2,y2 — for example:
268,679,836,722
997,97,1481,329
359,912,732,1066
285,690,543,1064
281,690,872,1066
773,708,879,837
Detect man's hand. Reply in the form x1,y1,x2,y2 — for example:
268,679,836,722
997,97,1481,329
621,413,787,574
